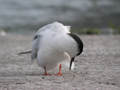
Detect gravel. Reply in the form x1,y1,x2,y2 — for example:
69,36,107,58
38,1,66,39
0,33,120,90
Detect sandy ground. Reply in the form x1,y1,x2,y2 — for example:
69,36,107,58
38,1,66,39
0,33,120,90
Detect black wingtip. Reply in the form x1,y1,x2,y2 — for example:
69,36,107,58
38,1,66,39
68,33,83,56
69,57,75,70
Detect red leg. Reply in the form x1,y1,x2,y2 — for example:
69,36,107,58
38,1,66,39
43,66,51,76
55,64,62,76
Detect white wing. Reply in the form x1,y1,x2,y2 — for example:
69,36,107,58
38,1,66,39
31,21,71,61
35,21,71,36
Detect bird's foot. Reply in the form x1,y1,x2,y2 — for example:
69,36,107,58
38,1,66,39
54,64,62,76
43,66,51,76
43,74,52,76
42,73,52,76
55,72,62,76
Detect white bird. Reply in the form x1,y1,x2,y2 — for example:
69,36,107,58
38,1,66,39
18,22,83,76
31,22,83,76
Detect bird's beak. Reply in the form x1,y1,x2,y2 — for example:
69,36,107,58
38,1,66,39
69,57,75,70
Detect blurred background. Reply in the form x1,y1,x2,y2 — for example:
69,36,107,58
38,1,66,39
0,0,120,35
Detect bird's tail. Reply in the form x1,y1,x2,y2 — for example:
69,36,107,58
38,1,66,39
17,50,32,55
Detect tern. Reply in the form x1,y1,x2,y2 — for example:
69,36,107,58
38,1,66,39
18,22,83,76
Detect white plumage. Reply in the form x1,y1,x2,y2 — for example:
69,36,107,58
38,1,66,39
31,22,83,75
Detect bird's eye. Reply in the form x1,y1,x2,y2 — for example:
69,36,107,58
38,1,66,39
33,35,41,40
34,35,38,40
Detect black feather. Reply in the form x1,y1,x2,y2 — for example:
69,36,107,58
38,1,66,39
68,33,83,56
68,33,83,70
33,35,38,40
69,57,75,70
